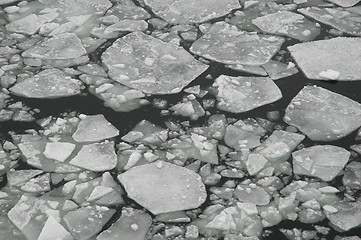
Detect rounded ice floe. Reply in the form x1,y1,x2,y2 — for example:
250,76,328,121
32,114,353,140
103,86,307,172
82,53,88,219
143,0,240,24
292,145,350,181
72,114,119,142
288,37,361,81
9,69,82,99
213,75,282,113
118,161,207,215
190,21,285,66
101,31,208,95
326,0,360,7
284,85,361,141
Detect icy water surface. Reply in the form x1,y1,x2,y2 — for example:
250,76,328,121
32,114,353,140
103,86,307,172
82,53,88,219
1,0,361,240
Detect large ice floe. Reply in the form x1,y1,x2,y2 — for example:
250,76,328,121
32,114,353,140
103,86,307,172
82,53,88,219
288,37,361,81
284,85,361,141
102,31,208,95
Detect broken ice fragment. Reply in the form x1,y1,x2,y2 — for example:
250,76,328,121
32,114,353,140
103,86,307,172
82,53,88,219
246,153,268,175
190,21,284,66
298,7,361,37
107,0,151,20
292,145,350,181
262,60,299,80
284,86,361,141
102,31,208,95
224,125,261,150
7,169,43,187
10,69,82,99
97,207,152,240
38,216,74,240
63,206,115,240
21,33,87,67
326,0,361,7
105,20,148,33
118,161,207,214
143,0,240,24
69,142,117,171
6,14,47,35
213,75,282,113
342,161,361,190
252,11,320,41
234,184,271,205
43,142,75,162
72,114,119,142
324,201,361,231
288,37,361,80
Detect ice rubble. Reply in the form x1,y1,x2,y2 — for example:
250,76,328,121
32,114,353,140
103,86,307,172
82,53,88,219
143,0,240,24
13,114,119,172
118,161,207,215
288,37,361,81
102,31,208,95
190,21,285,66
212,75,282,113
284,86,361,141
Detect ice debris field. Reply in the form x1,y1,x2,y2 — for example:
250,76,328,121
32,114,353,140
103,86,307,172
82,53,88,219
1,0,361,239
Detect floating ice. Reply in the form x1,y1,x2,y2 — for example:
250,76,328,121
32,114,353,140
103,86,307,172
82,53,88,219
342,161,361,190
190,21,284,66
298,7,361,37
118,161,207,214
63,205,115,239
326,0,360,7
102,32,208,95
6,14,49,35
143,0,240,24
38,216,74,240
21,33,87,67
212,75,282,113
324,201,361,231
10,69,82,99
69,142,117,171
252,11,320,41
106,0,151,20
292,145,350,181
288,37,361,81
234,184,271,205
284,86,361,141
72,114,119,142
43,142,76,162
97,207,152,240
